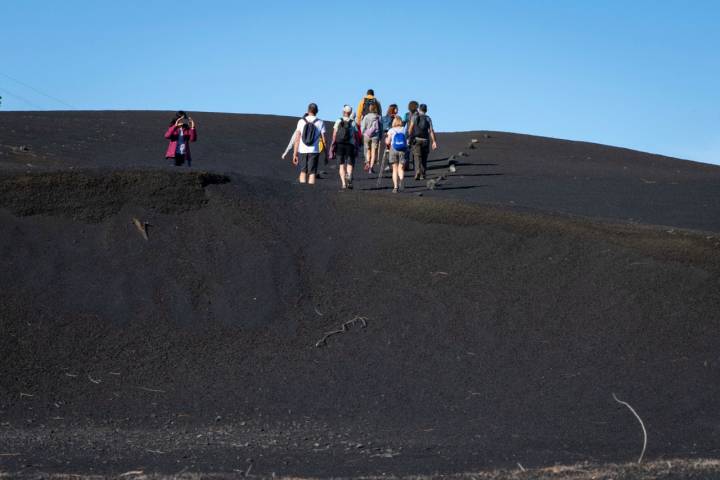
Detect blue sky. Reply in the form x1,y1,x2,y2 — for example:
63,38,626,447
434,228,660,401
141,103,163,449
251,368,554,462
2,0,719,164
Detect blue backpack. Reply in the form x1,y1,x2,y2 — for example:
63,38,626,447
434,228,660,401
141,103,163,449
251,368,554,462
392,131,407,151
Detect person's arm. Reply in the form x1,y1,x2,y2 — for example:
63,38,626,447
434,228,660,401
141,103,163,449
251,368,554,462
188,118,197,142
282,134,295,159
429,118,437,150
356,99,365,124
292,129,300,165
320,123,327,154
165,120,180,139
407,118,415,138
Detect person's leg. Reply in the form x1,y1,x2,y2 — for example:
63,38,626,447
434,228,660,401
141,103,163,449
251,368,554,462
299,154,308,183
339,163,347,188
372,139,379,169
412,141,423,179
392,162,399,190
363,138,371,170
308,153,319,185
398,160,405,189
338,147,347,188
421,141,430,179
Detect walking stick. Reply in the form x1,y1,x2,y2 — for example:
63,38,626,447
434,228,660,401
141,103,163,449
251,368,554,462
376,149,389,189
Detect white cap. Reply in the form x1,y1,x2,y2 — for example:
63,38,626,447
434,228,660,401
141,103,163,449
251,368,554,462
343,105,353,114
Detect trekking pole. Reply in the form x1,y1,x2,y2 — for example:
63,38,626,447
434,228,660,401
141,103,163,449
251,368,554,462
376,149,388,189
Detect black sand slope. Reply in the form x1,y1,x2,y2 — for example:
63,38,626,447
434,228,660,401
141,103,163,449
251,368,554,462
1,111,719,232
1,112,720,478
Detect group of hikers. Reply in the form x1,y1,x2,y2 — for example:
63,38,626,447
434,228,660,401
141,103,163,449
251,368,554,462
282,89,438,192
163,89,438,193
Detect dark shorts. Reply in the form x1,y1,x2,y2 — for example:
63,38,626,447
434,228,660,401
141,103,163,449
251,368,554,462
335,143,356,167
168,155,190,167
299,153,320,175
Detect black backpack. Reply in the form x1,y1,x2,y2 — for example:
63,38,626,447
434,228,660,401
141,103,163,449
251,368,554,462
301,118,319,146
414,115,431,139
336,118,353,144
362,97,378,117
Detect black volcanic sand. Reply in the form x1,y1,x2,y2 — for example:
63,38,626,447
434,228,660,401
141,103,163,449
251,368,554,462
1,111,719,231
1,112,720,478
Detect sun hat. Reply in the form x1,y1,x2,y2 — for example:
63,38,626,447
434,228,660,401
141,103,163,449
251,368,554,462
343,105,353,114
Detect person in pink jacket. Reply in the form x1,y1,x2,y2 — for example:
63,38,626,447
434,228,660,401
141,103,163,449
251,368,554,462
164,111,197,166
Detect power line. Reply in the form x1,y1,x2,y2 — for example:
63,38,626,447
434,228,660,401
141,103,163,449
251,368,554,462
0,71,77,109
0,85,44,109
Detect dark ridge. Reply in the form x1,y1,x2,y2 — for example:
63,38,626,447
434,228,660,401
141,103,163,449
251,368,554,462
0,169,230,222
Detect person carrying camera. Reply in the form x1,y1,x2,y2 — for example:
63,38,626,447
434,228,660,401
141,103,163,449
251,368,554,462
164,111,197,167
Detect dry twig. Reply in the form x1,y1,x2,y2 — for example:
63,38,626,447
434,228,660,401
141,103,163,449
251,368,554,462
137,386,165,393
132,218,149,240
613,393,648,464
315,316,368,348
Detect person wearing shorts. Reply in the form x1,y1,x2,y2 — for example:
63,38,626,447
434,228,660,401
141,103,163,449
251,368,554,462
385,116,408,193
361,103,381,174
332,105,358,189
292,103,327,185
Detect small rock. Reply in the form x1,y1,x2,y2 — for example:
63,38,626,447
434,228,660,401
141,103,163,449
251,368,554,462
457,151,468,157
449,164,457,173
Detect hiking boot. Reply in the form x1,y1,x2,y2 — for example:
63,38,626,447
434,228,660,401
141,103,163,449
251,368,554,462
392,187,398,193
384,165,391,173
347,178,353,189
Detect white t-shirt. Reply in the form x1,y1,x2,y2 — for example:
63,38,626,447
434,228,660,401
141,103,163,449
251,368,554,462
295,116,326,154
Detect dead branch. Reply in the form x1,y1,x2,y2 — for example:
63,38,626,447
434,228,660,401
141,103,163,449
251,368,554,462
0,453,20,457
137,386,165,393
613,393,647,464
315,316,368,348
132,218,149,240
517,462,526,472
19,393,33,398
119,471,144,477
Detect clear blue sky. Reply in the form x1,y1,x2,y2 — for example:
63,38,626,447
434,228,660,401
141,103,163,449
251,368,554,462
2,0,719,164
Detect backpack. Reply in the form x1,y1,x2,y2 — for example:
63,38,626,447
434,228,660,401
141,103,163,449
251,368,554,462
392,130,407,151
362,97,378,118
301,118,319,146
414,115,431,139
336,118,353,144
364,116,379,138
381,115,393,132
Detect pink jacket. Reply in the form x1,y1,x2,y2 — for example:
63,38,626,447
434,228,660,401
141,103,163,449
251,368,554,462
164,125,197,159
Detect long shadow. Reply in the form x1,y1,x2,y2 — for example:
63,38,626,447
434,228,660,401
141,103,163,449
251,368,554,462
436,185,487,191
446,173,504,177
428,164,501,171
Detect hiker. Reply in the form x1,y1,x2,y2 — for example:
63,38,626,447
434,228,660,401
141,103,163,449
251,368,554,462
361,103,382,174
407,103,438,181
164,111,197,167
385,116,408,193
292,103,327,185
332,105,359,189
356,89,382,126
380,104,400,172
403,101,419,170
283,116,328,162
